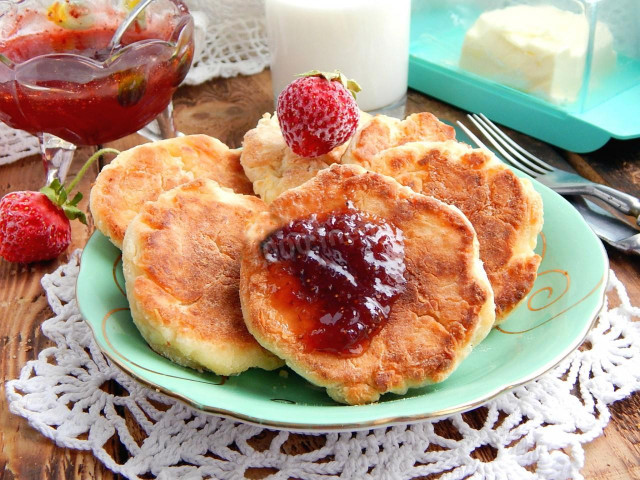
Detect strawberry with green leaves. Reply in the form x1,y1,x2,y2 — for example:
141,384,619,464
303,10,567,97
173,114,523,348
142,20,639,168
277,70,361,157
0,148,119,263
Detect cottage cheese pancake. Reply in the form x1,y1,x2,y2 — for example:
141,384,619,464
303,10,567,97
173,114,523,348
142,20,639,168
344,139,543,320
90,135,253,248
240,111,371,204
122,179,283,376
240,164,495,404
341,112,456,168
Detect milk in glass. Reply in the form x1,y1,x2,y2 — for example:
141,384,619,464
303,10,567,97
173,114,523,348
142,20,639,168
266,0,411,112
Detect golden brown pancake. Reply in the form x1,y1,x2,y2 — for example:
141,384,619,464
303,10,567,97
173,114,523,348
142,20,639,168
341,112,456,168
240,111,371,203
90,135,253,248
122,178,284,376
240,164,495,405
343,139,543,319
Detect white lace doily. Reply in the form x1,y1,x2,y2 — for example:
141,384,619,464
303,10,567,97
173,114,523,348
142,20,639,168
0,0,270,165
185,0,270,84
0,124,40,166
5,252,640,480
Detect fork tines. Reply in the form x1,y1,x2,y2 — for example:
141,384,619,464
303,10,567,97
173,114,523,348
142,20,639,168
458,114,554,178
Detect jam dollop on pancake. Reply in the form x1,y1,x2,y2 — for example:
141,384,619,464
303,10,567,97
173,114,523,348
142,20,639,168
261,203,407,356
240,164,496,405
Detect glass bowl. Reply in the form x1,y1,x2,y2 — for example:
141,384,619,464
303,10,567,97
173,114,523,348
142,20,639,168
0,0,194,146
0,0,193,182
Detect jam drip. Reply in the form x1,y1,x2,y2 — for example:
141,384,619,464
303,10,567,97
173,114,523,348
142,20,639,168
262,204,406,356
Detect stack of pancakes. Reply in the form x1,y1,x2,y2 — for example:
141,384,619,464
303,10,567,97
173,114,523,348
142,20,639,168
90,111,543,405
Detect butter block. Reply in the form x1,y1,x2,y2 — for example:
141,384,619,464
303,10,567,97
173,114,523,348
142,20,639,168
459,5,616,104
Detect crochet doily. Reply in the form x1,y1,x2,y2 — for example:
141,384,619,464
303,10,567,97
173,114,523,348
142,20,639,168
6,251,640,480
0,0,270,165
0,124,40,166
185,0,269,84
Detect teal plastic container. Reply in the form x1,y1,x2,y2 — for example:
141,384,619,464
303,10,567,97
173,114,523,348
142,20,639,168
409,0,640,152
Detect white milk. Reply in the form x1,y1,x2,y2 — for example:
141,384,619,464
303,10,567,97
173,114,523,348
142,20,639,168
265,0,411,112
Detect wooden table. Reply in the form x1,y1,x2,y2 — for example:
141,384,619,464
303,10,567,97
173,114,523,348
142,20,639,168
1,70,639,480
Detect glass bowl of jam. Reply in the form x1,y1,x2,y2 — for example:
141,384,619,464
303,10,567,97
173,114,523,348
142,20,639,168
0,0,194,181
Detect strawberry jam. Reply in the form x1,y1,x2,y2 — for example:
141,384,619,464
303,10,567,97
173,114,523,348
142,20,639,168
261,203,406,356
0,22,193,145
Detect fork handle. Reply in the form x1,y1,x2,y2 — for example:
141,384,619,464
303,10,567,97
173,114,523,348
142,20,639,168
593,184,640,220
552,183,640,223
568,195,640,256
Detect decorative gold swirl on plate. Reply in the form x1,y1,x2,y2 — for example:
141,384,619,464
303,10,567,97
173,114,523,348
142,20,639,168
112,254,126,297
527,269,570,311
496,274,604,334
539,232,547,261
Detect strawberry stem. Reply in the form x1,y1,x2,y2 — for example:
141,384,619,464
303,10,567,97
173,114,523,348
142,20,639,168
297,70,362,99
40,147,120,225
65,147,120,193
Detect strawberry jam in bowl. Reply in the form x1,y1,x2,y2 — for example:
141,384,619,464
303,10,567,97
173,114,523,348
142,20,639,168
0,0,193,146
261,203,407,357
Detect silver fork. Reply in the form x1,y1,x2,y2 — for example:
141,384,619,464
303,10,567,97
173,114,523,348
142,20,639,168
458,113,640,226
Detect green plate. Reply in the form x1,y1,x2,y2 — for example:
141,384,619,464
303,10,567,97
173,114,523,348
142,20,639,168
77,179,608,431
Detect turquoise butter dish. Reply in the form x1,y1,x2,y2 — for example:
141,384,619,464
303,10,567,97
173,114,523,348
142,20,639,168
77,170,608,431
409,0,640,152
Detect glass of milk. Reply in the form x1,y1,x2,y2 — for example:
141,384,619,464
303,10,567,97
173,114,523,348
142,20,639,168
265,0,411,114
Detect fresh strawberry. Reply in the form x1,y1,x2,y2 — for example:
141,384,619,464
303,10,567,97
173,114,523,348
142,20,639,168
0,190,72,263
277,70,361,157
0,148,119,263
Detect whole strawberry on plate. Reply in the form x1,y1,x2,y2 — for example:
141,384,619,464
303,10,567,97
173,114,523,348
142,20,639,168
0,148,119,263
277,70,361,157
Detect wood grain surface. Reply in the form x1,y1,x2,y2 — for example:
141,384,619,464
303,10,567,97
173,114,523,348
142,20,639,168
1,70,639,480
